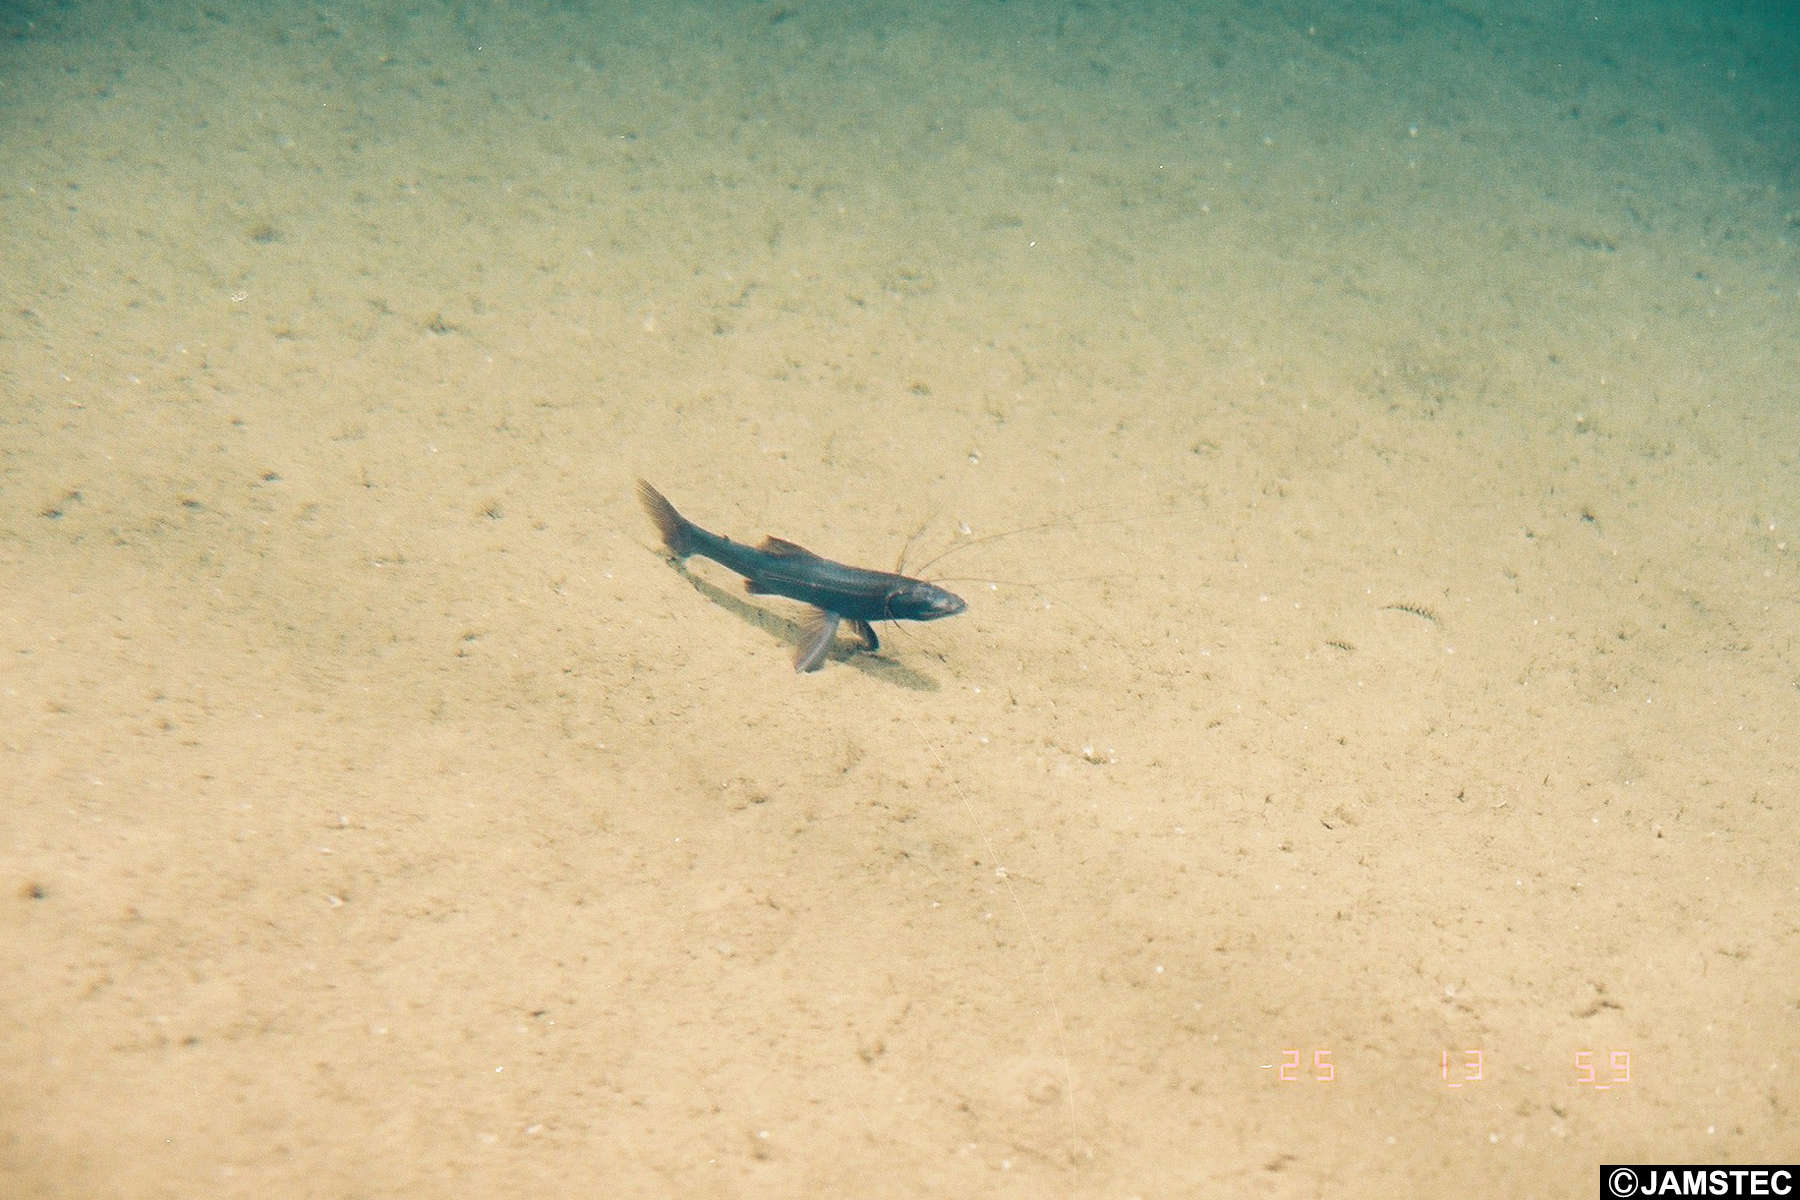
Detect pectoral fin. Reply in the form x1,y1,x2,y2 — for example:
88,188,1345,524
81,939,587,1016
795,609,841,673
849,619,879,651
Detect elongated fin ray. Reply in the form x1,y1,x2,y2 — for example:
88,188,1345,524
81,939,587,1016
795,610,840,673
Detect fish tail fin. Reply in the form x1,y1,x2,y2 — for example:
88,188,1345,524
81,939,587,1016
636,479,696,559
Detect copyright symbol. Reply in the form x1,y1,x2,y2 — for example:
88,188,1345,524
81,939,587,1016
1608,1167,1639,1197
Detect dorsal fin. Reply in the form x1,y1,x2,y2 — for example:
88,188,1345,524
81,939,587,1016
757,535,817,558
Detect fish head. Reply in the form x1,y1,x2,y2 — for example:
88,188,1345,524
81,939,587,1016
885,580,967,623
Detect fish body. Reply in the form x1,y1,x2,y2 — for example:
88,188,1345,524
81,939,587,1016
636,480,966,671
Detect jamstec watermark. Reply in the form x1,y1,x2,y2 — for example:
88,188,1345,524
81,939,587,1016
1601,1166,1795,1198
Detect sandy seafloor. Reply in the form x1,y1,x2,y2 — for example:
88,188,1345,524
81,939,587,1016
2,0,1797,1195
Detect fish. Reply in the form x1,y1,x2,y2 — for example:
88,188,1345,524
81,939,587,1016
636,480,967,672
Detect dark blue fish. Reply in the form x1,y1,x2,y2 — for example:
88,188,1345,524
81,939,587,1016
637,480,966,672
